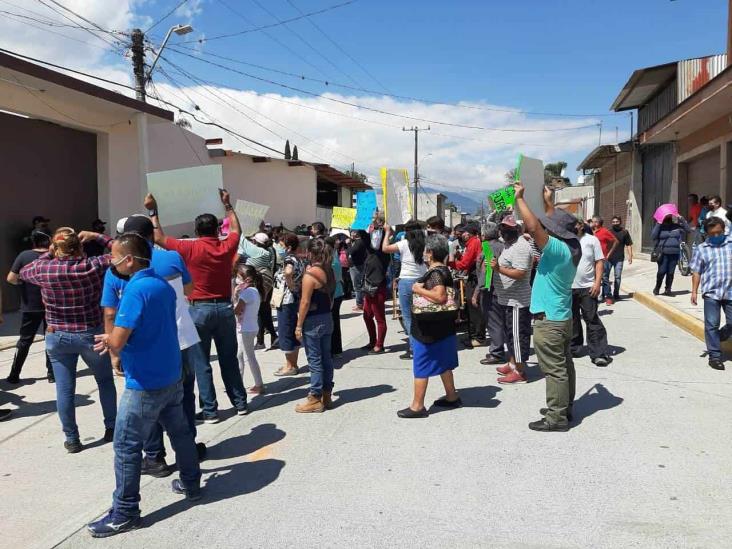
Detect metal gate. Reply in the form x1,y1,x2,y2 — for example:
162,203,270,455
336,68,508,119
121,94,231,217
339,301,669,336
640,143,675,251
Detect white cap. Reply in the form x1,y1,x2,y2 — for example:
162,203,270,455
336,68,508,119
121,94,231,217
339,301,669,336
253,232,270,245
116,217,128,236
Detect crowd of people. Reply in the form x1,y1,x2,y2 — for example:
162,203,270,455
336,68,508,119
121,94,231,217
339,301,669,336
0,181,730,537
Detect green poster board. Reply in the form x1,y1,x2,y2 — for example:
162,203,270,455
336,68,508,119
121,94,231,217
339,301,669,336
482,241,494,287
489,187,515,212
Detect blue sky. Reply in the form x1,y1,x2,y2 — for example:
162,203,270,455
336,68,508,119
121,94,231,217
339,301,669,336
1,0,728,196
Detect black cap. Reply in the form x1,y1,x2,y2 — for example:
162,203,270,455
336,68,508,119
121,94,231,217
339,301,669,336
122,214,154,239
92,218,106,226
30,228,51,245
32,215,50,225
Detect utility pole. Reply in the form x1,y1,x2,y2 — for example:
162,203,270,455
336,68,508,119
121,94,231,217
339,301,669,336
131,28,146,102
402,125,430,221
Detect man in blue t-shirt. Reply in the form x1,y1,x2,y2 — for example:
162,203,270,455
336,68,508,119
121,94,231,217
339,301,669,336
513,181,580,432
100,214,207,477
88,233,201,538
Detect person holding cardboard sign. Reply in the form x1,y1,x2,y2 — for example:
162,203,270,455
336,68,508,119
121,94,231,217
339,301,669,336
145,189,249,422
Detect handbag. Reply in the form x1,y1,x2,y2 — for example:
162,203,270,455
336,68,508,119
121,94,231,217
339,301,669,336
270,283,285,308
411,267,459,321
650,234,668,263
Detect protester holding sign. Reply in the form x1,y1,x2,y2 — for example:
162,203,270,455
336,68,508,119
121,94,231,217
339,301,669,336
146,189,249,422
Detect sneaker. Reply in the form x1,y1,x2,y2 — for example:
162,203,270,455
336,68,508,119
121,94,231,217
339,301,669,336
605,298,614,306
480,356,505,365
709,358,726,371
295,394,325,413
171,479,202,501
528,419,569,432
592,356,610,367
196,442,207,462
141,456,172,478
87,510,141,538
497,370,527,384
540,407,573,422
254,343,266,351
103,428,114,443
399,351,412,360
396,406,428,418
432,396,462,408
663,288,673,296
47,371,55,383
64,440,83,454
236,407,249,416
495,364,513,376
0,409,12,422
194,411,220,424
653,287,660,296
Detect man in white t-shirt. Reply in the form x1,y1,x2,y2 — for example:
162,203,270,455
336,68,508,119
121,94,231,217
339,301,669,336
571,221,611,366
705,195,731,235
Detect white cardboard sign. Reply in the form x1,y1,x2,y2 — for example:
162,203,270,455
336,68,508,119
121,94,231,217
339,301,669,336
146,165,223,227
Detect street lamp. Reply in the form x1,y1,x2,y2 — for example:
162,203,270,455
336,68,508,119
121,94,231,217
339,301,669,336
146,24,194,83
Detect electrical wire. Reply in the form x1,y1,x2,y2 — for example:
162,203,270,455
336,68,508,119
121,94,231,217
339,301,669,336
34,0,126,52
180,0,358,44
146,0,189,33
165,47,601,132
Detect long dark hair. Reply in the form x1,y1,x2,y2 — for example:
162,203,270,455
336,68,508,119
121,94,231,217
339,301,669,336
307,238,336,295
404,221,425,265
237,264,264,299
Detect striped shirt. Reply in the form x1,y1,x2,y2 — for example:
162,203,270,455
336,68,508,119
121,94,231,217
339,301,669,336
689,237,732,301
238,238,274,272
494,236,533,307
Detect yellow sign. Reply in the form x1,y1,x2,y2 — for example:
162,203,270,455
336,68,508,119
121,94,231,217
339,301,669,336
331,207,357,229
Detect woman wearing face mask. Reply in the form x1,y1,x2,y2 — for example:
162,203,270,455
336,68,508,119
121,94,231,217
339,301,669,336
382,221,427,360
398,234,461,418
233,265,265,395
651,213,689,296
19,227,117,453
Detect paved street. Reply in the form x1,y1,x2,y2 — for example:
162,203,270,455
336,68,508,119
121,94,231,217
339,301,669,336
1,297,731,549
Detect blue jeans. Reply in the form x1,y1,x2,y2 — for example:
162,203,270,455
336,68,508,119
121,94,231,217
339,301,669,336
189,302,247,415
703,298,732,360
349,265,365,307
143,343,203,460
602,259,624,299
302,313,334,397
113,381,201,519
398,277,418,342
45,327,117,443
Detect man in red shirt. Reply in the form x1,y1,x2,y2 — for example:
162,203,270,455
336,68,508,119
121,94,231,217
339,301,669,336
451,222,485,346
591,216,619,306
145,189,248,422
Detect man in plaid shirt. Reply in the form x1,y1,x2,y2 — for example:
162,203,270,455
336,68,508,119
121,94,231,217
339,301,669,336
690,217,732,371
20,227,117,453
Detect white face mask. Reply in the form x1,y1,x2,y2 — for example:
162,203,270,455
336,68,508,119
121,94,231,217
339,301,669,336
235,276,245,285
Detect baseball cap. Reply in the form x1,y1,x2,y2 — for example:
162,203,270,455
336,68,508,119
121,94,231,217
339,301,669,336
253,232,270,245
122,214,154,239
32,215,50,225
499,215,518,228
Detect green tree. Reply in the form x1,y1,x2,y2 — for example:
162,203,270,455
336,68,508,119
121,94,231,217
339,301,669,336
284,139,291,160
292,145,299,160
544,161,568,185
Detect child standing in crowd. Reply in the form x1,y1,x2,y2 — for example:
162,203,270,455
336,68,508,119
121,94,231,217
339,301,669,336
234,265,265,395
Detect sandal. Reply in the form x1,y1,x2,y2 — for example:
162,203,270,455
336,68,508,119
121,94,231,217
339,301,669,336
273,367,298,377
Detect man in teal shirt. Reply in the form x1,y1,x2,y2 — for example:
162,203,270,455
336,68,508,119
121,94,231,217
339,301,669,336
513,181,581,431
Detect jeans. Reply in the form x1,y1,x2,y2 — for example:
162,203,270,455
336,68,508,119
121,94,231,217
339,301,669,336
349,264,365,307
113,381,200,520
655,254,679,291
602,259,624,299
571,288,609,360
45,326,117,442
398,277,417,342
302,313,334,397
484,291,506,360
237,331,263,386
533,318,575,426
277,302,300,353
189,302,247,415
703,298,732,360
8,310,53,378
363,284,387,349
144,343,202,460
331,296,343,355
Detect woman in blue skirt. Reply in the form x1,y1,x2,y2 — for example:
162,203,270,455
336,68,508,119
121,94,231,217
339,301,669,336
398,234,461,418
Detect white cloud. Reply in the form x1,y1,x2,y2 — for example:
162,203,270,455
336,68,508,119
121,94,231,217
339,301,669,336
175,0,203,21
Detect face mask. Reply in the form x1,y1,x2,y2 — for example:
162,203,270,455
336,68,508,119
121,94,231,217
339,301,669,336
448,235,455,242
612,225,622,232
708,235,726,246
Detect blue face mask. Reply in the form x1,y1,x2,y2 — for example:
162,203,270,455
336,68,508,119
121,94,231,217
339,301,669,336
707,235,726,246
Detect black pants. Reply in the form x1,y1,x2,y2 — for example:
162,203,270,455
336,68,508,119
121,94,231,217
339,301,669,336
501,303,532,364
9,311,53,377
331,296,343,355
571,288,609,360
341,267,353,299
465,278,485,341
257,287,277,346
483,290,506,360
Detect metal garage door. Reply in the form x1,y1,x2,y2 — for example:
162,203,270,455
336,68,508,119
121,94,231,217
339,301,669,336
640,143,675,251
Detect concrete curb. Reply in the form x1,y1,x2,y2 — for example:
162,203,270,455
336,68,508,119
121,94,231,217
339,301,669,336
624,287,732,353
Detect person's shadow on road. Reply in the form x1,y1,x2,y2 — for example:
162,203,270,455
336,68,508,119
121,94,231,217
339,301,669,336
143,423,286,528
572,383,623,425
428,385,502,414
333,384,396,407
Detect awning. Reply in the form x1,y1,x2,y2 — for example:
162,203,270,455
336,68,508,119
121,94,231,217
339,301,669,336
577,142,633,171
610,62,677,111
312,163,371,190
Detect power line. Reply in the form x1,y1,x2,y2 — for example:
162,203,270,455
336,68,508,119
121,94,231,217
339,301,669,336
180,0,358,44
146,0,189,33
284,0,390,93
248,0,363,87
34,0,125,51
165,47,601,133
41,0,113,34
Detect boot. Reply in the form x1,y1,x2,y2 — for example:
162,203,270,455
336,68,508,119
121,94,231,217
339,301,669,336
295,394,325,413
321,390,333,410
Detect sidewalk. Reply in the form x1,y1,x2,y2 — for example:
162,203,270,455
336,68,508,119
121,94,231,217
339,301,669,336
0,311,43,352
620,256,731,354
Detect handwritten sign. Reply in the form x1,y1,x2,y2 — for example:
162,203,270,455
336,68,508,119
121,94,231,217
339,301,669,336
235,199,269,237
482,241,494,287
380,168,412,225
331,207,357,229
147,165,223,227
489,187,515,212
353,191,377,230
